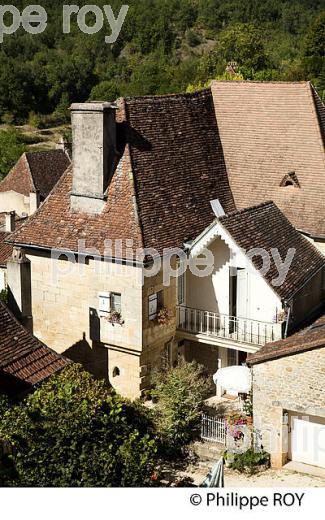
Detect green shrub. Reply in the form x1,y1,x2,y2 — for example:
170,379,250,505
230,449,270,476
0,365,158,487
0,289,8,304
152,360,212,454
28,112,41,129
186,30,202,48
0,127,26,180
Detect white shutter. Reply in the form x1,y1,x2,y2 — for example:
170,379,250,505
99,292,111,317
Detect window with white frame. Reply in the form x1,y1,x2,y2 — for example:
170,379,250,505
111,292,121,313
178,272,185,305
149,290,164,320
99,292,122,316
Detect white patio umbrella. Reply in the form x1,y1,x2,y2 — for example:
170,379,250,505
213,366,252,395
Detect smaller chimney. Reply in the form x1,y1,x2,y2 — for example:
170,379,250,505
57,136,72,160
29,191,40,214
5,211,16,232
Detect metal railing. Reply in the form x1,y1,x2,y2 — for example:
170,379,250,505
177,306,282,346
201,414,226,444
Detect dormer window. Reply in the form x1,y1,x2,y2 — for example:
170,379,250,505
280,171,300,188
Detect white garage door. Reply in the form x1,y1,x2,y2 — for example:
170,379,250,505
290,415,325,469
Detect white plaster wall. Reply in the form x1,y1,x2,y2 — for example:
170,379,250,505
0,191,30,217
186,236,281,324
0,268,6,292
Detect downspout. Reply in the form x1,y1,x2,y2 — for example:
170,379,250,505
283,302,291,339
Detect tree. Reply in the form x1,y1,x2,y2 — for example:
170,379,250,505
0,365,157,487
152,361,212,453
0,128,26,180
215,23,270,75
303,12,325,77
90,80,120,102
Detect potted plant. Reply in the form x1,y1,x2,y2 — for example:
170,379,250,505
106,310,124,326
225,411,248,442
156,307,173,326
273,309,288,324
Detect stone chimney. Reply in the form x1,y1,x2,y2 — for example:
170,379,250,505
29,191,40,214
70,102,117,214
56,136,72,159
5,211,16,232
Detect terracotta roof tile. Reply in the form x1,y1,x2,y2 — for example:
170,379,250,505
0,302,70,394
124,89,236,250
25,150,70,199
9,90,235,256
211,81,325,238
0,150,70,199
219,201,325,300
248,312,325,364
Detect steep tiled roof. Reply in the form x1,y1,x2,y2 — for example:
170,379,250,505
219,201,325,300
312,85,325,146
0,150,70,199
124,90,235,250
8,163,144,257
9,90,235,256
211,81,325,238
25,150,70,199
0,302,70,394
248,312,325,364
0,154,33,196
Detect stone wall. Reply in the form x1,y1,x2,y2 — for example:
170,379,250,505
252,347,325,467
25,250,144,399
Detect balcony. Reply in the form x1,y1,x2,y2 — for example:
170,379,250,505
176,306,283,352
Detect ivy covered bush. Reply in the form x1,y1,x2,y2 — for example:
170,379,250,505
0,365,158,487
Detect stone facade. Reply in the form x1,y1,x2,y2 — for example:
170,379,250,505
252,347,325,468
12,247,180,400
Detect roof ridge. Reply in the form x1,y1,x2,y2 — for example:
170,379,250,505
308,82,325,161
124,88,212,103
219,200,274,220
24,151,36,193
211,80,311,86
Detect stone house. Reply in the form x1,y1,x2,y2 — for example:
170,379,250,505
0,150,70,291
0,149,70,219
248,313,325,470
5,87,325,399
0,301,69,397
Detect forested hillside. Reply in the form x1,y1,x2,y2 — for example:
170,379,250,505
0,0,324,126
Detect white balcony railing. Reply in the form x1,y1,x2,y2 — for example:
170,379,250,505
176,306,282,347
